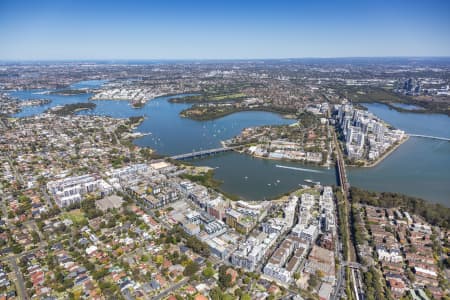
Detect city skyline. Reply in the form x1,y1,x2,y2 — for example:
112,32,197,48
1,0,450,60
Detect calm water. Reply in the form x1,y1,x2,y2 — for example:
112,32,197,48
362,103,450,138
10,88,294,156
11,90,92,117
9,86,450,205
388,102,424,111
348,103,450,204
192,153,335,201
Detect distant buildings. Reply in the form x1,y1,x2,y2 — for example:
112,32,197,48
396,78,422,96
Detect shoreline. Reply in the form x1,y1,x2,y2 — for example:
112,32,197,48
247,152,326,167
73,107,91,113
352,135,410,168
224,135,408,170
221,141,327,167
180,106,297,121
361,101,450,117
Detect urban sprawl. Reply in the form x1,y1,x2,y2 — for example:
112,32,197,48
0,59,449,300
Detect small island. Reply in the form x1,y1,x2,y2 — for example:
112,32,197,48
180,101,297,121
172,89,298,121
46,102,96,115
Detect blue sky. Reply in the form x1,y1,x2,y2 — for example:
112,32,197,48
0,0,449,60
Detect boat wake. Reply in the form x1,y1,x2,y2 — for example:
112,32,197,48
275,164,323,174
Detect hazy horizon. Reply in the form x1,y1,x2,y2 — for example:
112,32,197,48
2,56,450,63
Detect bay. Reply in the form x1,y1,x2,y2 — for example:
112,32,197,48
9,85,450,205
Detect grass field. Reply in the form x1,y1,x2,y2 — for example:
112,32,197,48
62,209,87,225
295,188,320,197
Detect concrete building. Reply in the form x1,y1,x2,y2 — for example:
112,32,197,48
47,173,112,208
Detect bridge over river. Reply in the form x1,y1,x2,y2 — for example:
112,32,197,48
170,146,241,160
408,134,450,142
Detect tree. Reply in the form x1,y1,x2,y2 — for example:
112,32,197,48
183,261,200,277
210,287,224,300
308,274,319,289
234,288,242,297
12,243,24,254
26,281,33,289
219,266,233,288
31,230,40,243
202,266,215,278
316,270,324,279
241,294,251,300
155,254,164,266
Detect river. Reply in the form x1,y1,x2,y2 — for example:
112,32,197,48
9,83,450,206
347,103,450,205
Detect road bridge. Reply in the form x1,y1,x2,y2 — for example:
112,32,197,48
170,146,238,160
408,134,450,141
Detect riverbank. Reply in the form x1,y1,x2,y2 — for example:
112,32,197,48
360,100,450,116
179,168,240,200
243,151,326,167
168,92,245,104
180,106,297,121
10,86,449,205
50,89,89,96
128,116,146,129
90,92,168,108
381,100,449,116
337,86,450,116
363,135,409,168
227,132,405,170
46,102,96,115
